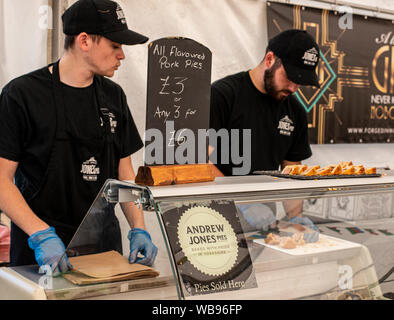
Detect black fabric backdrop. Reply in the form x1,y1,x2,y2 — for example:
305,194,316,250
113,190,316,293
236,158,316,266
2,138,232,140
267,1,394,144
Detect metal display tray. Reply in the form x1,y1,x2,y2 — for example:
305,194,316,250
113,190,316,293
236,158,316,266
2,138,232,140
253,170,382,180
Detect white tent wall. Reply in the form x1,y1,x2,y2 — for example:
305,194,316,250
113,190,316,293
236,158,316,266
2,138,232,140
0,0,49,89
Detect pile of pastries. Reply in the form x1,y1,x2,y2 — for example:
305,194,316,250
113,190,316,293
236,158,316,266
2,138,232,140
281,161,376,176
265,232,305,249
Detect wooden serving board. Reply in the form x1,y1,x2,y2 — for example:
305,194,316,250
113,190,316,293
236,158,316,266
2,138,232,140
135,164,215,186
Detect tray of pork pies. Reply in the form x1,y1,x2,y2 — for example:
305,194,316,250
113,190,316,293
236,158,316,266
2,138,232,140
254,161,380,180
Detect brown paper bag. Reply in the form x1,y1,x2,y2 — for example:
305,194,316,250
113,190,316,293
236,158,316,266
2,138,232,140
63,250,159,286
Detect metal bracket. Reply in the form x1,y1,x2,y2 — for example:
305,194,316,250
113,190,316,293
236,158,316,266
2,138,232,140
102,181,155,210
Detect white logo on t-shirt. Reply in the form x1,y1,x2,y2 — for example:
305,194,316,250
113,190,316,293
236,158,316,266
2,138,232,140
278,115,295,136
100,108,117,133
108,112,117,133
81,157,100,181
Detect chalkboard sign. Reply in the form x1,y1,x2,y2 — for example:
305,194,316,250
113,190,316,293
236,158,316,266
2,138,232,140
144,37,212,166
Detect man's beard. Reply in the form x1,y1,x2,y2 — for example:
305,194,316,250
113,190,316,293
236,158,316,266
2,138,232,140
263,62,292,101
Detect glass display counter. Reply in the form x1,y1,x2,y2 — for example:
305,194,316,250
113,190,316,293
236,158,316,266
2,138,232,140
0,172,393,300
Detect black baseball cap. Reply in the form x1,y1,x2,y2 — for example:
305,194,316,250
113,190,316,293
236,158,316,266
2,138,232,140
62,0,148,45
268,29,320,88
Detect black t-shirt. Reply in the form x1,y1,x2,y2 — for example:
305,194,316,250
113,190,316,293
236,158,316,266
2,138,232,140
60,81,101,141
210,71,312,176
0,66,143,192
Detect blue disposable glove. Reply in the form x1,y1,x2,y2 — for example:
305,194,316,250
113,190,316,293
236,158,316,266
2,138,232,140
28,227,73,276
128,228,158,266
237,203,276,231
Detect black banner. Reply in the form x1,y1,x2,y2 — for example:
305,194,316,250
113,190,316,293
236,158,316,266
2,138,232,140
267,1,394,144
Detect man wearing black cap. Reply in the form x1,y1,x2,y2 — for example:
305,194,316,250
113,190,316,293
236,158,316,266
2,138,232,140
210,29,320,176
0,0,157,274
209,30,320,231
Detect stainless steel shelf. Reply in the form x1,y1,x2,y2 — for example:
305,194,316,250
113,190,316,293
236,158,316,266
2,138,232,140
146,171,394,204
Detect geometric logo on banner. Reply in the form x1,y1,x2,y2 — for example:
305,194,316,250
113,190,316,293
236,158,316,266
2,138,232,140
295,50,337,113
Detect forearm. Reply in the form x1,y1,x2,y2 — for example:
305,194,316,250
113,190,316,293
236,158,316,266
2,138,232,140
118,156,146,230
282,199,303,218
120,202,146,230
0,178,49,236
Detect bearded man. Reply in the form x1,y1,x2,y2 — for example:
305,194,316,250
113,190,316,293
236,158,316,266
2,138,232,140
209,29,320,176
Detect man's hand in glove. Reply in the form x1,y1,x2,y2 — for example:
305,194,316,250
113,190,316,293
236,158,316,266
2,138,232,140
128,228,158,266
28,227,73,276
237,203,276,231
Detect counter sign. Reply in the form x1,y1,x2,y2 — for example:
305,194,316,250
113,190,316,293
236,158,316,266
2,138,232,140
178,206,238,276
162,200,257,297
